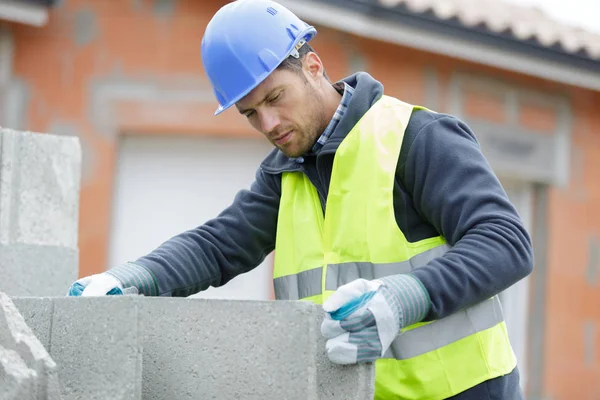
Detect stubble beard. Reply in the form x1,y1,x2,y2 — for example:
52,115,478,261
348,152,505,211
280,83,328,158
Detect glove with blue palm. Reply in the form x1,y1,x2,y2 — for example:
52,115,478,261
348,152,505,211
67,262,159,297
320,274,429,365
67,273,137,297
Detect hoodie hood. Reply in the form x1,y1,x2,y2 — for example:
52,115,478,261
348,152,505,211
260,72,384,174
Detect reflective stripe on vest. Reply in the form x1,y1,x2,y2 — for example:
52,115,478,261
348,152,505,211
274,242,504,360
326,244,450,290
385,296,504,360
273,267,323,300
274,244,449,300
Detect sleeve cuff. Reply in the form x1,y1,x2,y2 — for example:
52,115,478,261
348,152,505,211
106,262,159,296
381,274,431,328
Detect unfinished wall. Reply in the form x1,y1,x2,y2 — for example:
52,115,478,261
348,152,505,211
12,296,374,400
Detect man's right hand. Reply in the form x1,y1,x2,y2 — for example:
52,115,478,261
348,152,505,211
67,273,138,297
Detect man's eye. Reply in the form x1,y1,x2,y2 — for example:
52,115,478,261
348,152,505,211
245,110,255,118
269,93,281,103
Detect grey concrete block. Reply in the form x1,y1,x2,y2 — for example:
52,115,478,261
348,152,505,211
12,296,142,400
49,297,142,400
314,312,375,400
0,128,81,248
140,298,321,400
0,345,37,400
0,244,77,297
140,298,374,400
0,129,81,297
11,297,53,350
14,297,374,400
0,292,60,399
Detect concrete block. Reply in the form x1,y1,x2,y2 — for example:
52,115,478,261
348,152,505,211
0,292,60,399
49,297,142,400
0,244,78,297
11,297,53,350
13,296,142,400
140,298,321,400
0,345,37,400
140,298,373,400
0,129,81,297
314,312,375,400
0,128,81,247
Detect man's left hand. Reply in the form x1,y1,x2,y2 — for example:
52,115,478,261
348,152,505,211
320,278,402,365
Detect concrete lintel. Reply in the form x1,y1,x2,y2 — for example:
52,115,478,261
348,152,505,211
89,77,216,138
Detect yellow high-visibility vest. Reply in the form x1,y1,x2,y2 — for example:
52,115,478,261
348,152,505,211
273,95,516,399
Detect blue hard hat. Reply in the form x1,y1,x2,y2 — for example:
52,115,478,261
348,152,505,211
201,0,317,115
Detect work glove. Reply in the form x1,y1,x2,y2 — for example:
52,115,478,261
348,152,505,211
67,273,138,297
320,277,405,365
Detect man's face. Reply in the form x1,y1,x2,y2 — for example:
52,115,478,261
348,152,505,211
235,61,327,158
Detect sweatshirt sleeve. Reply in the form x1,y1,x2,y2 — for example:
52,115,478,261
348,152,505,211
401,114,534,320
107,167,281,297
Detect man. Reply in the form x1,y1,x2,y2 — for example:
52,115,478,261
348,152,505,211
68,0,533,398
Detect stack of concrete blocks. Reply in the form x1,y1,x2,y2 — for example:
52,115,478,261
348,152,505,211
0,128,81,297
13,296,374,400
0,128,375,399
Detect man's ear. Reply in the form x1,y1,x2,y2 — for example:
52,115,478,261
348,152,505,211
303,52,324,81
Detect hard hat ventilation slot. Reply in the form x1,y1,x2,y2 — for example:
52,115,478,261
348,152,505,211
266,7,278,16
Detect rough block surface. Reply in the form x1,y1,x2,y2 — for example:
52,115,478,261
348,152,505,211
0,129,81,247
11,297,53,351
0,345,37,400
14,297,374,400
50,297,142,400
0,292,60,400
140,298,320,400
314,312,375,400
13,296,142,400
0,129,81,297
0,244,78,297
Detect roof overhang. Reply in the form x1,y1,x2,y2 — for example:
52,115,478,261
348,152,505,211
277,0,600,92
0,0,55,27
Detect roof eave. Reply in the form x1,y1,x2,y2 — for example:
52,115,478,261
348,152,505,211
277,0,600,92
0,0,56,27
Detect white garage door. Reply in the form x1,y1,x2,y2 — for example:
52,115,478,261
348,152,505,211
499,179,534,389
108,134,274,300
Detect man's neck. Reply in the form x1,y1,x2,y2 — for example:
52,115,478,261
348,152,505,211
320,82,343,132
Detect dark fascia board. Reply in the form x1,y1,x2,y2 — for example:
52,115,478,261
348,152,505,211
316,0,600,72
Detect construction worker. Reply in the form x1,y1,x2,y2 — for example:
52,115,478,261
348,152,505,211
68,0,533,398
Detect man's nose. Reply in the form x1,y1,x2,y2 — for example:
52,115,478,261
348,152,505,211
258,110,280,134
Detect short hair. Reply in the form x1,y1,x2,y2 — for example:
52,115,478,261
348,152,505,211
277,42,330,81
